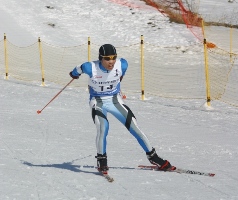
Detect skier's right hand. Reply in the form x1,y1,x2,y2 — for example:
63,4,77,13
69,71,80,79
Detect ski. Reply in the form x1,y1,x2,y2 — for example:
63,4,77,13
138,165,215,177
100,171,114,182
82,165,114,182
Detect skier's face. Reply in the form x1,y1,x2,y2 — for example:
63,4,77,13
101,55,117,71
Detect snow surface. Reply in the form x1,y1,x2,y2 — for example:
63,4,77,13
1,0,238,199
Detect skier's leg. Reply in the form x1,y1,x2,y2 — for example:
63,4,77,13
90,97,110,171
108,95,174,170
107,95,152,152
90,97,109,155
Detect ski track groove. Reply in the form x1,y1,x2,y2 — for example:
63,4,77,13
36,127,50,159
1,140,17,160
181,173,231,199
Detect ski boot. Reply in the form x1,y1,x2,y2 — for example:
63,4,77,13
146,148,176,171
95,153,109,173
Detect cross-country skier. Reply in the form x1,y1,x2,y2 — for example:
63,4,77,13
69,44,175,173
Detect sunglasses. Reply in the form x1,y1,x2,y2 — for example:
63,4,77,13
100,55,117,61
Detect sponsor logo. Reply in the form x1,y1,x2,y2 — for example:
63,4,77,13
94,75,103,78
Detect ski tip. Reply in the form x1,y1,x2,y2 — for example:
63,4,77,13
170,166,176,171
209,173,215,177
108,178,114,182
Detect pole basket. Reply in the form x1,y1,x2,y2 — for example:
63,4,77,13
207,42,216,48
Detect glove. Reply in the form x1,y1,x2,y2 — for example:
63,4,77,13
69,71,79,79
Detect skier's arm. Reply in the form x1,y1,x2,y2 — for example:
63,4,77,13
69,62,92,79
120,58,128,82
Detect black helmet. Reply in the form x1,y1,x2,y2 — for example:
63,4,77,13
99,44,117,60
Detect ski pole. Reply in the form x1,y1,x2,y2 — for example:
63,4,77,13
37,79,74,114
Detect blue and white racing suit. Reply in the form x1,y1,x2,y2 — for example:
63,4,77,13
71,58,152,155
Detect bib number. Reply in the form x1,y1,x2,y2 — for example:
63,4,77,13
99,84,113,91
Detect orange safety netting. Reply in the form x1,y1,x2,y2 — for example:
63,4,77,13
144,0,216,48
108,0,216,48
